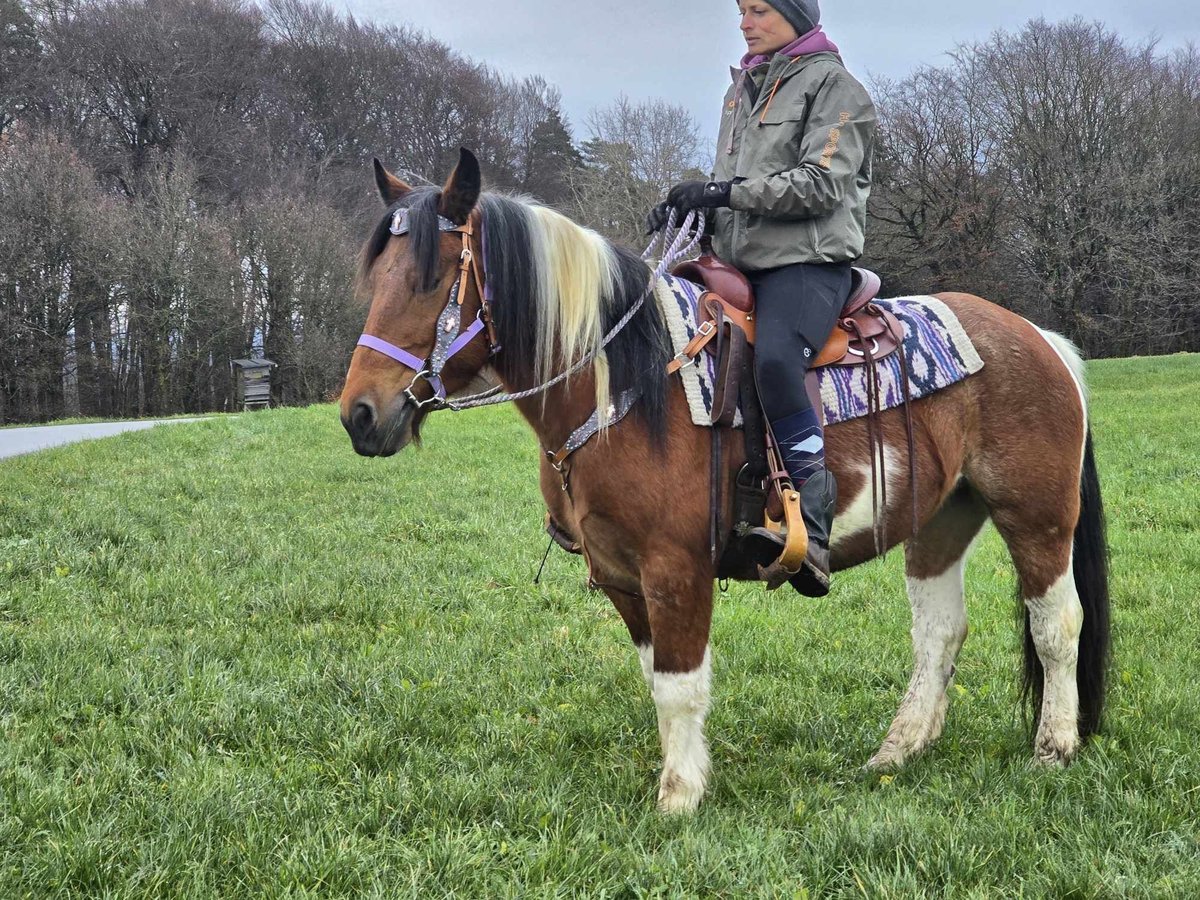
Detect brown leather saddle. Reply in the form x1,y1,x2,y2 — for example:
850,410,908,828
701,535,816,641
669,255,903,370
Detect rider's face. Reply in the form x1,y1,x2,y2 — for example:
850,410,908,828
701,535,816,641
737,1,800,56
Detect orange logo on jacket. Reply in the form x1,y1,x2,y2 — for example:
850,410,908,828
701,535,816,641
819,111,853,170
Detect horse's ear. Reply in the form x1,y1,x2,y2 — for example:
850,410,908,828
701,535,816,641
373,158,412,205
438,148,482,225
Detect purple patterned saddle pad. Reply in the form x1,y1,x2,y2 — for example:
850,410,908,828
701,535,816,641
655,274,985,427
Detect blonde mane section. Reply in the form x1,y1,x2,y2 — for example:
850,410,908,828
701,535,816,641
525,204,623,418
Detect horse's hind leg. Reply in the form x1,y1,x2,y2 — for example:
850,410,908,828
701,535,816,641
991,507,1083,765
868,484,989,771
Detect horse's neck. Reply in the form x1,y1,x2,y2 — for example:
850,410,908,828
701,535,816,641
510,371,602,454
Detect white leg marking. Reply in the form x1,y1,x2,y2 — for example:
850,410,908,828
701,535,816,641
636,643,655,689
868,548,971,770
653,646,711,814
1027,565,1084,765
830,446,900,552
636,644,669,751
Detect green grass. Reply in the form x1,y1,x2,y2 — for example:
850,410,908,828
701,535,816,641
1,355,1198,898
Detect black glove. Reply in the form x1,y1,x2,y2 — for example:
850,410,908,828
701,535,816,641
645,180,732,233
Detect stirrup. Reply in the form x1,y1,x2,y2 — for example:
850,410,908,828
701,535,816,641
741,526,830,596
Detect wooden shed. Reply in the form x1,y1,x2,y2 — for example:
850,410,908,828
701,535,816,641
231,357,276,411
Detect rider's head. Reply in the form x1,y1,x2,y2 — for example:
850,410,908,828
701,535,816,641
737,0,819,55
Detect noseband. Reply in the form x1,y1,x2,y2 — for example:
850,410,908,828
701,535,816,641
356,208,499,410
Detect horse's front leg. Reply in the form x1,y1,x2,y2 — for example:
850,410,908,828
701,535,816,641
641,549,714,814
597,585,655,690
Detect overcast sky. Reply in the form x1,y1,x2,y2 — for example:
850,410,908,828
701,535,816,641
342,0,1199,147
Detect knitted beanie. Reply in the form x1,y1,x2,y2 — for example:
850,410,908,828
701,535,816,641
768,0,820,35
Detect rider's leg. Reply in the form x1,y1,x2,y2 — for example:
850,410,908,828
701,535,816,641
749,262,851,593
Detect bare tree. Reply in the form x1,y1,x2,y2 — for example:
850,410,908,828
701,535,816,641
567,95,706,248
0,130,119,422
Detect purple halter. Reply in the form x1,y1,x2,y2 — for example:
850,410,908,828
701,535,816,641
356,208,496,408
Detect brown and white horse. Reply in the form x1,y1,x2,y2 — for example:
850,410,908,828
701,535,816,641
341,150,1110,813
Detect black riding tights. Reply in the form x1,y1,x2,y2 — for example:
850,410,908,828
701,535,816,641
750,261,852,423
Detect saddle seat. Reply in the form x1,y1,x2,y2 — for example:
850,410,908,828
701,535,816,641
669,256,900,368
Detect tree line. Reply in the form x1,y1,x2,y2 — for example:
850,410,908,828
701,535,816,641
1,1,1196,424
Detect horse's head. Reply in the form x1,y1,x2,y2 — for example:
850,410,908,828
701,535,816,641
341,149,493,456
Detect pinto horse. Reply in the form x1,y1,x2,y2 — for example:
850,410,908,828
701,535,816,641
341,149,1110,813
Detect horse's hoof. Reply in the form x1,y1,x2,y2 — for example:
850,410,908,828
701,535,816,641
1033,742,1077,767
1034,725,1079,767
656,771,705,814
865,748,906,772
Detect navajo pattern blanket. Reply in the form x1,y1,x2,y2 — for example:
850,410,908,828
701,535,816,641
654,274,985,428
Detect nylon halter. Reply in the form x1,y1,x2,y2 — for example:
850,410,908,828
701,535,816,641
356,208,499,409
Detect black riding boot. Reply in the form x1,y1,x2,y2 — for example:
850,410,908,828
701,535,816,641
739,467,837,597
739,468,835,595
789,466,836,597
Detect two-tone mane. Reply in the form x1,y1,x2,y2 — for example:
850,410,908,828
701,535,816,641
360,187,671,434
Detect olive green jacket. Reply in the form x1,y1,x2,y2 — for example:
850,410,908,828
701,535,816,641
711,51,877,272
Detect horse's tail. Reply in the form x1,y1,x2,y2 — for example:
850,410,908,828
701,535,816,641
1022,331,1111,738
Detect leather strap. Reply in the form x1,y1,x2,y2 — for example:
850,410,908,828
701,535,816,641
667,317,718,375
546,387,641,472
710,304,747,428
764,427,808,572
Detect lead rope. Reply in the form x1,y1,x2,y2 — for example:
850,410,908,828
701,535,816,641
444,210,705,411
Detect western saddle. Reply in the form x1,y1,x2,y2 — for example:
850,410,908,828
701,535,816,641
665,254,910,584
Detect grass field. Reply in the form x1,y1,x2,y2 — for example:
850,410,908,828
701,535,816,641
1,355,1198,898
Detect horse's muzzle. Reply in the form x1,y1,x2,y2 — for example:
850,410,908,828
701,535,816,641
342,396,416,457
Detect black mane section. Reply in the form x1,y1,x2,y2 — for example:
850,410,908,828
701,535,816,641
478,193,670,439
477,194,540,384
601,244,671,440
359,187,443,293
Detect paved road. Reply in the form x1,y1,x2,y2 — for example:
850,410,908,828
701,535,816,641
0,419,207,461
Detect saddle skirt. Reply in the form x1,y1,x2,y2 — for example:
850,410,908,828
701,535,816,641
655,274,985,428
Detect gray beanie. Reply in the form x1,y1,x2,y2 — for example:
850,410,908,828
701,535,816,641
768,0,820,35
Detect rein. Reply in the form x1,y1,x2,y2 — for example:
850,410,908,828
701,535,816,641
356,207,705,414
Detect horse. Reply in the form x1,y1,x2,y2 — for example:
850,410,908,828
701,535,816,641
340,148,1110,814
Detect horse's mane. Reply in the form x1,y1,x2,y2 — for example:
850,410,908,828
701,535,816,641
361,188,670,436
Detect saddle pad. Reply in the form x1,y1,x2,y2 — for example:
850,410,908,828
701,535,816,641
655,274,985,428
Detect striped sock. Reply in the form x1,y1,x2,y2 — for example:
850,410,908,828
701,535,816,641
771,408,824,487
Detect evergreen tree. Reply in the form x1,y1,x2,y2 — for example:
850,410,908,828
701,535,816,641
0,0,40,135
521,108,581,206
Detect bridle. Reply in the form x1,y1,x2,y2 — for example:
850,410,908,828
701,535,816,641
355,208,499,410
356,206,705,414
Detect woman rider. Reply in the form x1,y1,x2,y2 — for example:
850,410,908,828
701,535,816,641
647,0,877,595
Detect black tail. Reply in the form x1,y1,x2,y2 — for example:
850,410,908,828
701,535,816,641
1022,429,1111,737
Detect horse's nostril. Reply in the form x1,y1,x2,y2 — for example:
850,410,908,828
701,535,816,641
352,401,375,435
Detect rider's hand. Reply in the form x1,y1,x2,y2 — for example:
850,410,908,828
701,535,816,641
645,200,673,235
647,181,732,234
667,180,732,213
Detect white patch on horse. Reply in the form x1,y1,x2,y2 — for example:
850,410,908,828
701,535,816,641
829,445,900,551
652,646,711,814
868,541,976,770
1026,564,1084,765
636,643,655,689
1030,324,1090,465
